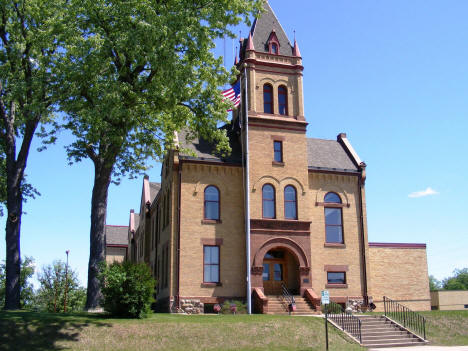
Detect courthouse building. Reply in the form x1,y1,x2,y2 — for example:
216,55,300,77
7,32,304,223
106,2,430,314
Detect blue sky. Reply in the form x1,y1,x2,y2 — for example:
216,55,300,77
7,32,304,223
1,0,467,287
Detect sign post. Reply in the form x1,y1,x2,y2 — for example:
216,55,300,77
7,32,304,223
321,290,330,350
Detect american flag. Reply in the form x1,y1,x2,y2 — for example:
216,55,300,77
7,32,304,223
222,80,241,110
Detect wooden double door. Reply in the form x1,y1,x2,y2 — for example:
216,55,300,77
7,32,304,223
263,257,287,295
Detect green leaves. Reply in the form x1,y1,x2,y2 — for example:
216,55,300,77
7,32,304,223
58,0,262,179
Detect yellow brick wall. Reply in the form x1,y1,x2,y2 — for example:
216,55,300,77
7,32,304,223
369,246,430,311
178,162,246,298
308,172,366,299
431,290,468,310
106,247,126,263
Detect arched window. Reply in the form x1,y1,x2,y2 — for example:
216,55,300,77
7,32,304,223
204,186,220,220
271,43,278,54
278,85,288,115
284,185,297,219
263,84,273,114
324,192,343,243
262,184,276,219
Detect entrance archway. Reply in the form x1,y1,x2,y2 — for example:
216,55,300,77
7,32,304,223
251,237,311,296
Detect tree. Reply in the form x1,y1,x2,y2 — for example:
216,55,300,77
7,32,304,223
99,261,156,318
35,260,86,313
58,0,262,309
429,275,441,291
442,268,468,290
0,256,35,308
0,0,64,309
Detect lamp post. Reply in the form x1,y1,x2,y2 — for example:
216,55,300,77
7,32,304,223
64,250,70,312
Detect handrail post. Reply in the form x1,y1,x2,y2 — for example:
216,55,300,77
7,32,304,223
423,318,426,340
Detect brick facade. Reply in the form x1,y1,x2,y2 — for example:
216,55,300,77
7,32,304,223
113,2,430,314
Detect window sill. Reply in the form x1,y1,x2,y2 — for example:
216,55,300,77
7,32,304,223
200,282,222,288
201,219,222,224
272,161,285,166
324,243,346,248
326,284,348,289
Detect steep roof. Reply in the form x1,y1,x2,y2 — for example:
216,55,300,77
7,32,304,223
149,182,161,203
307,138,359,172
105,225,128,246
177,125,242,164
250,2,293,56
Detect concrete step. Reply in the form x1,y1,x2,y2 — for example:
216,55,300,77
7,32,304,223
363,341,425,348
362,338,422,345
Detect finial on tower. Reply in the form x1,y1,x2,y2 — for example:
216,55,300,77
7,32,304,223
234,46,238,65
293,37,301,57
246,32,255,51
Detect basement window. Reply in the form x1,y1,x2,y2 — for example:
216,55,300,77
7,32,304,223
327,272,346,284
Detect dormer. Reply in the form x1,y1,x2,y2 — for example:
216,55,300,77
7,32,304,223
267,30,280,55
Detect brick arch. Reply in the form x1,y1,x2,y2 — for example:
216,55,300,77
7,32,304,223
280,176,306,195
252,175,280,193
253,237,309,269
315,185,349,206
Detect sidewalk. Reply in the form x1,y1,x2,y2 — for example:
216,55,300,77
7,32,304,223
369,347,468,351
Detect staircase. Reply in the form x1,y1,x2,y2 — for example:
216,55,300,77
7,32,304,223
266,295,318,315
357,315,426,348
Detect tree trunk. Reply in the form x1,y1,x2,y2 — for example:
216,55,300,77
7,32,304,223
4,186,22,310
85,161,113,310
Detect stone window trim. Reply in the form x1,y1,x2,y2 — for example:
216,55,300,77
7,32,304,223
201,219,222,224
267,30,280,55
326,283,348,289
324,265,349,272
324,243,346,248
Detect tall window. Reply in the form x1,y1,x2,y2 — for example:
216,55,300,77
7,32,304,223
324,192,343,243
284,185,297,219
204,186,220,220
262,184,276,218
273,141,283,162
278,85,288,115
204,246,220,283
263,84,273,114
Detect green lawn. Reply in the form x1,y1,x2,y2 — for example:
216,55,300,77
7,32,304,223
0,311,362,351
0,310,466,351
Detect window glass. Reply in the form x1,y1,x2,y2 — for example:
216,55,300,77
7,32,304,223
278,86,288,115
262,184,275,218
263,84,273,114
204,246,219,283
327,272,346,284
263,263,270,281
271,43,278,54
274,263,283,281
204,186,220,220
274,141,282,162
284,185,297,219
265,250,284,259
325,208,342,225
324,192,341,203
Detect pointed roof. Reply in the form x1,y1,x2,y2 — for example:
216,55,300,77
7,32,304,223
293,39,301,57
250,1,293,56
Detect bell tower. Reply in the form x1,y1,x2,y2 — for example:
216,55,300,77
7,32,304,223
239,2,313,296
238,2,305,122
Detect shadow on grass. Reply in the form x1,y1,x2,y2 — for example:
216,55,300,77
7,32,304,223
0,311,111,351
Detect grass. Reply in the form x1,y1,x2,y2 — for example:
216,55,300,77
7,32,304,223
0,310,467,350
0,311,363,351
421,310,468,346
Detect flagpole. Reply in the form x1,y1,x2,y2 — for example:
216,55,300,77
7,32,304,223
243,66,252,315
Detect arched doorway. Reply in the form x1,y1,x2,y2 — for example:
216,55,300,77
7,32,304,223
262,248,300,295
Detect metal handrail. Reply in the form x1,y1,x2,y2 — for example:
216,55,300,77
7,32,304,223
281,283,295,306
383,296,426,340
326,301,362,344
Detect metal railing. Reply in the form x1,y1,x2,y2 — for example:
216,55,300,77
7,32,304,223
281,283,295,308
326,301,362,344
383,296,426,340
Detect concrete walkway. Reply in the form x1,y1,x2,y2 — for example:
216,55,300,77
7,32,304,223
369,347,468,351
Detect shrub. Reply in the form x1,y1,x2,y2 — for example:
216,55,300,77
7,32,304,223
99,261,156,318
221,300,247,314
